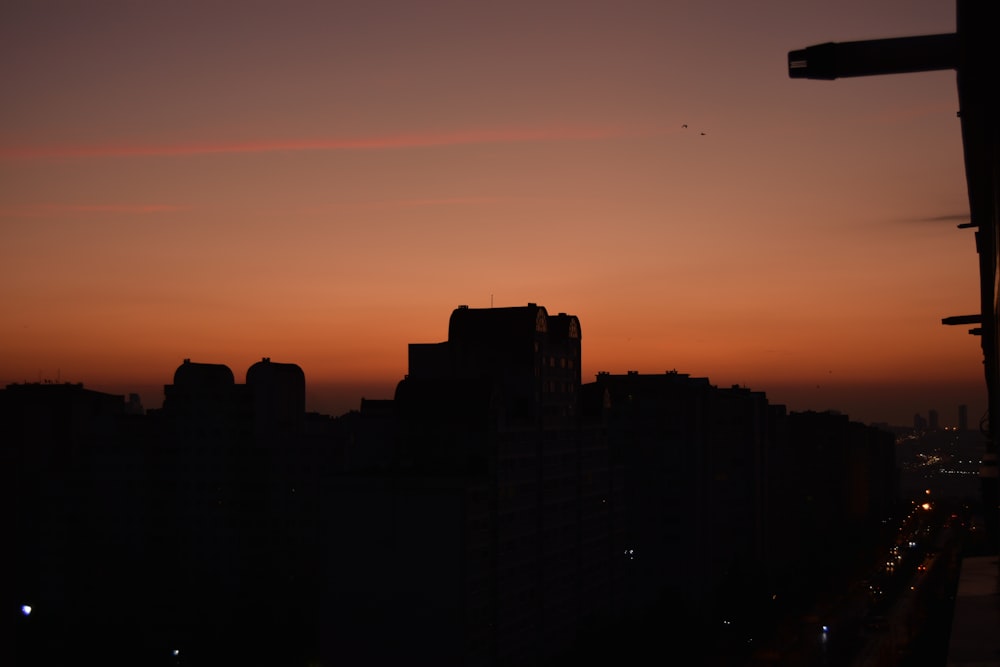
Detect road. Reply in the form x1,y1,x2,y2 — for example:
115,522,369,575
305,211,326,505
739,505,963,666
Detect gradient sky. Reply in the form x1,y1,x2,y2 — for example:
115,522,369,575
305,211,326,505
0,0,982,426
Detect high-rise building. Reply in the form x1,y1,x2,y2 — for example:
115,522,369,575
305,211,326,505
588,371,774,615
247,356,305,439
152,358,312,658
2,382,147,661
324,304,622,667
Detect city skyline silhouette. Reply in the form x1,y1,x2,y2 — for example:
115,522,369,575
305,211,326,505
9,312,973,433
4,1,996,664
10,301,974,666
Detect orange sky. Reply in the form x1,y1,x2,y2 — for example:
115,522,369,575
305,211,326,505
0,1,983,426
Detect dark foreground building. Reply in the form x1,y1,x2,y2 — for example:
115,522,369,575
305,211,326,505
3,382,150,664
321,303,624,666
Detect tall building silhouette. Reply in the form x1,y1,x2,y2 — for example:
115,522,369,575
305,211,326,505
2,382,148,664
149,358,313,662
247,356,305,439
323,303,622,667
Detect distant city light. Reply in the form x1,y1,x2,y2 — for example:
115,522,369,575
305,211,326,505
21,604,31,616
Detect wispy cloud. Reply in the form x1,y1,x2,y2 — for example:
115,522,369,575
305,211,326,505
335,196,518,211
0,203,186,217
374,196,509,208
295,194,580,215
0,125,643,160
899,212,970,225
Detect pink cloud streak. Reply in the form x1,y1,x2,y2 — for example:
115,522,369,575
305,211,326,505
0,203,186,217
0,125,646,160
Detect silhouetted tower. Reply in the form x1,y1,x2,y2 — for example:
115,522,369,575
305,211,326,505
246,356,305,439
960,403,969,431
157,359,252,635
789,0,1000,550
388,303,618,666
441,302,581,424
930,408,940,431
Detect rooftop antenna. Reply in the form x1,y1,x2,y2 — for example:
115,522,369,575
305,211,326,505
491,293,494,308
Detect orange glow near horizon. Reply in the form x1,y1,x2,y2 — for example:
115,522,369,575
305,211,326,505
0,1,983,425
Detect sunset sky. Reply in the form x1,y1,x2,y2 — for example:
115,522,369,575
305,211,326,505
0,0,982,426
